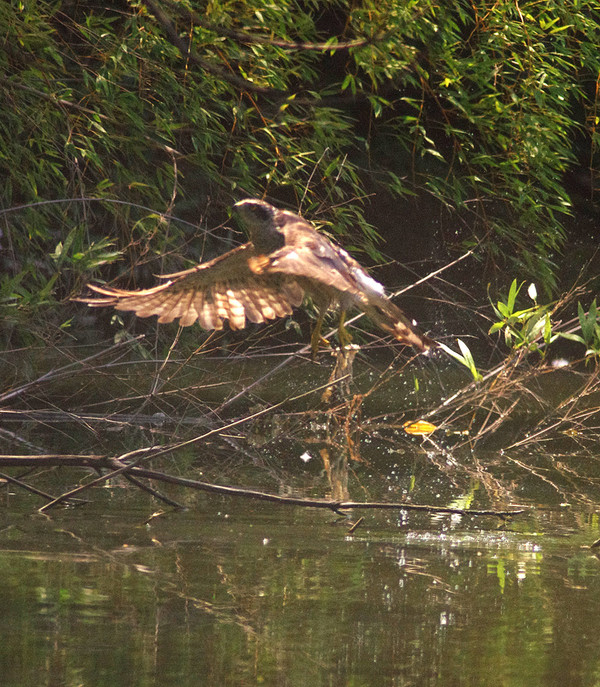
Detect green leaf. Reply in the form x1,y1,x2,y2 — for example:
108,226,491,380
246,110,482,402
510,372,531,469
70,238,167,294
438,340,482,382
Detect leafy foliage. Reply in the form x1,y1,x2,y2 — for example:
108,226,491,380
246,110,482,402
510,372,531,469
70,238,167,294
562,299,600,357
489,279,600,359
0,0,598,343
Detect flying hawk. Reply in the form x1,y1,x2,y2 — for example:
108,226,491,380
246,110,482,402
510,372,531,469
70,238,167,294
78,198,434,355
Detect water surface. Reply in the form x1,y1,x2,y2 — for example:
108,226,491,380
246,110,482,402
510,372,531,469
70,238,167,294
1,348,600,686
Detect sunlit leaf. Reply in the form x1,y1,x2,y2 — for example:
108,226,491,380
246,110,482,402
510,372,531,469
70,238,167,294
403,420,437,436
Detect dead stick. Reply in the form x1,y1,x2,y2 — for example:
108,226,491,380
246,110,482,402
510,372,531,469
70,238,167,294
0,335,145,404
0,454,107,466
3,379,339,511
125,465,525,519
38,446,163,512
0,470,60,502
347,517,365,534
120,471,185,509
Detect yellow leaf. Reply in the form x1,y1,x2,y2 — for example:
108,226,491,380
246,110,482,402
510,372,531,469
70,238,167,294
403,420,437,436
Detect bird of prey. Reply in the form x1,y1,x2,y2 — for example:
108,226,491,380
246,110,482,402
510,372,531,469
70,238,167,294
78,198,434,355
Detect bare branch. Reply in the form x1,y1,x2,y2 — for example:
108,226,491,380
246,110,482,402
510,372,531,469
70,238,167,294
113,462,527,519
0,454,525,519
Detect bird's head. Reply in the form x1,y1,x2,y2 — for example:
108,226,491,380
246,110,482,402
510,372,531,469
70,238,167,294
233,198,285,253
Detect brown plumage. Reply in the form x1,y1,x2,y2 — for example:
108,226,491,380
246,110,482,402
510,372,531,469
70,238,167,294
77,199,434,353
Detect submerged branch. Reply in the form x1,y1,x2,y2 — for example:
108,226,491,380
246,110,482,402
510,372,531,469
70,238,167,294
0,454,524,519
115,462,526,519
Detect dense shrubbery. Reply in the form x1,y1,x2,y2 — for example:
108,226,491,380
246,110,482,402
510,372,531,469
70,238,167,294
0,0,598,343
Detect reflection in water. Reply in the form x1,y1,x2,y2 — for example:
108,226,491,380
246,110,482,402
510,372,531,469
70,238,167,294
319,446,349,502
1,502,600,687
318,394,363,503
2,347,600,685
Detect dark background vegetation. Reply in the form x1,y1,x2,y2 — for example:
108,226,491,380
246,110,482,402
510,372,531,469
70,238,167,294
0,0,598,351
3,14,600,684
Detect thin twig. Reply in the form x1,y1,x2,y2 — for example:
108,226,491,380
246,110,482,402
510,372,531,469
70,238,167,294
0,335,145,404
120,470,185,509
142,0,279,96
119,464,525,519
0,471,59,502
178,2,383,51
0,75,110,119
0,454,107,465
38,446,163,512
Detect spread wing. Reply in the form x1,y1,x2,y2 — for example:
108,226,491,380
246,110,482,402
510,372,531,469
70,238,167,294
258,214,378,301
254,214,389,308
267,242,392,305
258,216,434,351
78,243,305,331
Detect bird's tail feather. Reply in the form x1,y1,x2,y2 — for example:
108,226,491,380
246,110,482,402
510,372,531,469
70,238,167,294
365,298,434,352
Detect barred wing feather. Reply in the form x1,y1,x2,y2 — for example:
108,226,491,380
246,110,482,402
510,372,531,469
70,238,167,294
81,243,304,331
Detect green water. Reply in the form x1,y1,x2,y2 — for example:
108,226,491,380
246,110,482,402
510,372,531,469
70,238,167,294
1,349,600,686
1,495,599,687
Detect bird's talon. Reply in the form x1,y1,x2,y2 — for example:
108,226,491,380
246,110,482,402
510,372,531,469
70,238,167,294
310,334,331,360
